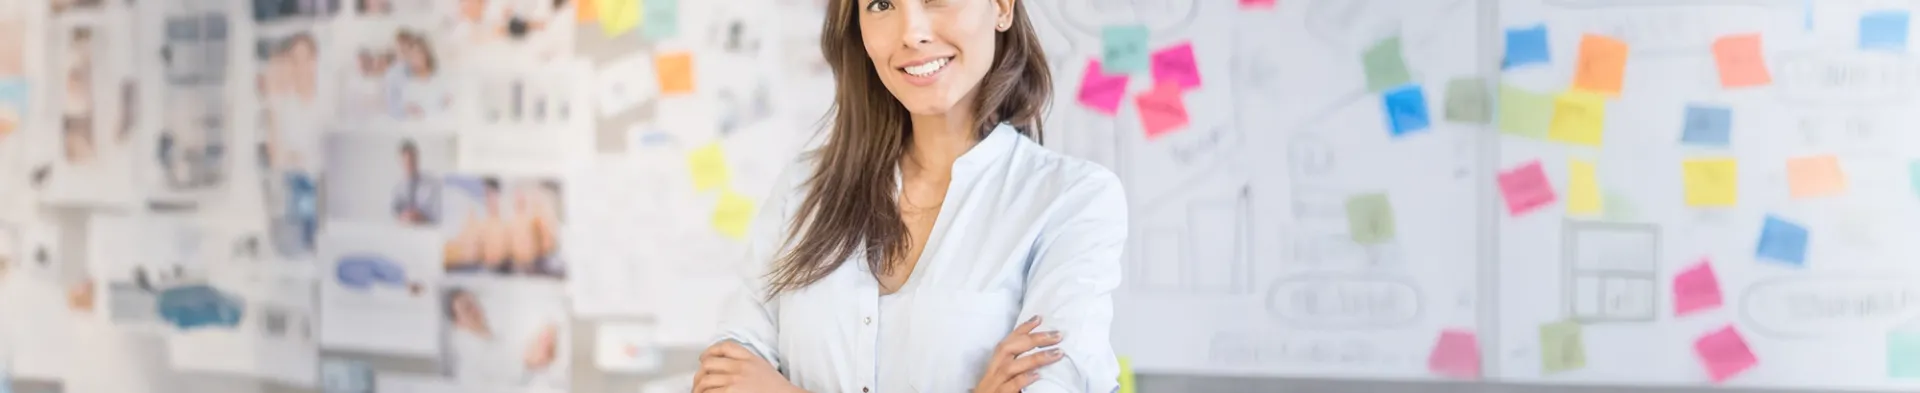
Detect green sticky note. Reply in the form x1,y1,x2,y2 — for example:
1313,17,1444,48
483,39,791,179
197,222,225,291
1346,193,1395,244
1444,77,1490,124
1363,36,1413,92
1118,356,1137,393
1892,331,1920,378
1603,192,1637,221
1102,25,1151,73
1498,84,1553,138
641,0,678,39
1540,321,1587,374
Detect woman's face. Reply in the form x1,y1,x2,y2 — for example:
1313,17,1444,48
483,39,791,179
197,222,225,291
857,0,1008,116
400,42,430,72
290,39,317,67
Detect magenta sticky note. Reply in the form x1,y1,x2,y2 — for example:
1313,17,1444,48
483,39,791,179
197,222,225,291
1674,259,1724,317
1078,60,1130,115
1694,325,1758,384
1136,83,1189,139
1151,42,1202,91
1497,161,1557,216
1428,329,1482,379
1240,0,1277,9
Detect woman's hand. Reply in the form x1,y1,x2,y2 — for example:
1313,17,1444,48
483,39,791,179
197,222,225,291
522,324,558,370
973,316,1066,393
694,340,799,393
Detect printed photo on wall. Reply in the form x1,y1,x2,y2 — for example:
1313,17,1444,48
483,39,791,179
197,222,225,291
254,115,321,260
317,221,444,357
52,0,104,14
332,19,459,124
40,11,141,208
322,130,457,229
256,28,325,124
438,277,569,389
140,85,228,201
1,4,26,142
440,175,563,279
166,263,320,387
252,0,342,24
83,214,218,331
353,0,437,17
443,0,576,61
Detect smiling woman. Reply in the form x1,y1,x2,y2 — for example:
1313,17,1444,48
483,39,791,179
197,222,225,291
695,0,1126,393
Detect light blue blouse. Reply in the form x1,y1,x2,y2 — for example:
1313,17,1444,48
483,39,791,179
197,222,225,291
717,124,1128,393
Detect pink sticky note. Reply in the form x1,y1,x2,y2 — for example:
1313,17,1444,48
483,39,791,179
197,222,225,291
1497,161,1557,216
1694,325,1758,383
1428,329,1482,379
1240,0,1277,9
1151,42,1202,91
1078,60,1130,115
1136,83,1189,139
1674,259,1724,316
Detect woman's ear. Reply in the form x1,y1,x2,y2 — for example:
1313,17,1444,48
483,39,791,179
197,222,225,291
993,0,1018,30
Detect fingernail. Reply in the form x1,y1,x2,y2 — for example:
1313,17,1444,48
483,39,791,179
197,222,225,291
1027,315,1042,324
1047,331,1062,340
1049,349,1064,357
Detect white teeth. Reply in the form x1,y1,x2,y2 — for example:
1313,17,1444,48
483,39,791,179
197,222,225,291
904,57,950,77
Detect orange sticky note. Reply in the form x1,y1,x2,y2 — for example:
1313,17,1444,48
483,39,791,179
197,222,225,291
1572,34,1628,96
576,0,599,22
656,52,696,95
1713,34,1771,88
1786,154,1846,199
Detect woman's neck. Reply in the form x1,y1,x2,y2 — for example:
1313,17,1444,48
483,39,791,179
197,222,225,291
902,112,979,179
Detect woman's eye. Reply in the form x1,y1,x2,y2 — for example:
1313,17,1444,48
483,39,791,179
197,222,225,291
865,0,892,12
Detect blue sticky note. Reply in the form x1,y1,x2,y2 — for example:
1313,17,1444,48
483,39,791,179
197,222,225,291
1862,10,1909,51
1756,215,1809,266
1681,104,1732,147
0,79,26,112
1504,24,1551,69
1102,25,1151,73
1383,84,1430,137
641,0,680,39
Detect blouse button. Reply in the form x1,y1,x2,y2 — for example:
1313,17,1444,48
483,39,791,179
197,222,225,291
863,317,872,325
862,388,869,393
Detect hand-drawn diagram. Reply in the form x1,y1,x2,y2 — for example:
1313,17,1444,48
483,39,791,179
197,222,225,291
1561,221,1659,323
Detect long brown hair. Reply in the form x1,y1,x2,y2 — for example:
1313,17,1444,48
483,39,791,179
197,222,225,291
763,0,1053,298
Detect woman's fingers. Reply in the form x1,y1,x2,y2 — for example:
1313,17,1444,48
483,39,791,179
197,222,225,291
1009,370,1042,389
1002,348,1065,376
698,357,740,376
704,340,758,361
690,372,731,392
996,329,1064,358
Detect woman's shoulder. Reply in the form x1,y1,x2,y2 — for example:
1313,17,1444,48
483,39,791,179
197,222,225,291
1007,135,1124,197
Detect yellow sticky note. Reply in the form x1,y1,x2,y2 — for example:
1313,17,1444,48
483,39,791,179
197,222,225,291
1683,158,1738,207
1118,356,1137,393
688,143,730,192
711,188,756,240
1786,154,1846,199
656,52,697,95
1548,91,1605,147
598,0,640,37
1567,159,1602,215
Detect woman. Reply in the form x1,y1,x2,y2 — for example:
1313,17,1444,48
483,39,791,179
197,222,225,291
387,30,449,120
440,287,566,388
696,0,1125,392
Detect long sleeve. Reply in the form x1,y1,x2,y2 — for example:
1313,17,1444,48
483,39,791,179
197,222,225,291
713,161,809,372
1018,170,1127,393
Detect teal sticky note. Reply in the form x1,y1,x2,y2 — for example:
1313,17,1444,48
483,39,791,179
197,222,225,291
1909,160,1920,196
641,0,679,39
1891,331,1920,378
1364,36,1413,92
1102,25,1151,73
1346,193,1395,244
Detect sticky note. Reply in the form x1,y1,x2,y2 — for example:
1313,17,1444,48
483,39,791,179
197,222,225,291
1787,154,1846,199
576,0,598,22
1682,158,1738,207
1567,159,1601,215
1077,60,1130,115
1756,215,1809,266
1890,331,1920,378
1117,356,1137,393
1603,192,1637,220
1150,42,1201,91
1239,0,1276,9
1548,91,1606,147
1498,84,1553,138
1363,36,1413,93
1673,259,1724,316
1681,104,1732,147
1713,34,1772,88
1910,160,1920,196
711,188,755,240
687,143,730,192
1102,25,1151,74
641,0,679,39
1428,329,1481,379
1444,77,1490,124
656,52,695,95
1346,193,1394,245
1497,161,1556,217
1539,321,1586,374
1572,34,1629,96
1694,325,1758,384
1504,24,1551,69
1136,83,1189,140
1861,10,1910,51
1382,84,1430,137
598,0,640,37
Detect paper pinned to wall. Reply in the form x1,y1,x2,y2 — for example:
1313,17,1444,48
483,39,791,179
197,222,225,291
599,0,641,37
1540,321,1586,374
656,52,698,96
1682,158,1738,207
688,143,732,192
1712,34,1771,88
1672,259,1723,316
1429,329,1482,379
1497,160,1556,217
1499,84,1553,137
642,0,680,39
1786,154,1846,199
1363,36,1413,93
1695,325,1759,384
1078,60,1130,115
595,322,663,373
1565,159,1600,215
1571,34,1628,96
1548,91,1605,147
1102,25,1151,74
1149,42,1201,91
711,189,756,240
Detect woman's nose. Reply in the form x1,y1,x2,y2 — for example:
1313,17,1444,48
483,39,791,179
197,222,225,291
897,3,935,48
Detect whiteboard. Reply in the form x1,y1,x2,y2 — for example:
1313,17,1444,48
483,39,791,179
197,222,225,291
1495,0,1920,390
1039,0,1490,380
